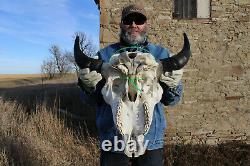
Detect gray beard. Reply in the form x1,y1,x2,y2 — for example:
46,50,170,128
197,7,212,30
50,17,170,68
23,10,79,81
120,29,146,45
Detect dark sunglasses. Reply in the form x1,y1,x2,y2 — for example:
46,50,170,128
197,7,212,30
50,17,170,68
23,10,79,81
122,16,146,25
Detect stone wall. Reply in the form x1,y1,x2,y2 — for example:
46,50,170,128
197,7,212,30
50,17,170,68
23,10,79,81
97,0,250,144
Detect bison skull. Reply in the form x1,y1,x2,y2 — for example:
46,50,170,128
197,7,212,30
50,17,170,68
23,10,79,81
74,33,191,157
101,51,163,157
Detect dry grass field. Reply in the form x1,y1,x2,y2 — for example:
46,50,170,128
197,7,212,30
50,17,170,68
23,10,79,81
0,74,77,88
0,74,42,88
0,100,99,166
0,74,249,166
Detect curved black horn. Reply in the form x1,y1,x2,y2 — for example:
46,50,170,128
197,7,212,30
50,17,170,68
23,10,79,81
161,33,191,72
74,35,103,72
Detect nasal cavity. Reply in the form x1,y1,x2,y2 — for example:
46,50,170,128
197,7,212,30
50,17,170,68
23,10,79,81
128,91,137,102
128,53,137,59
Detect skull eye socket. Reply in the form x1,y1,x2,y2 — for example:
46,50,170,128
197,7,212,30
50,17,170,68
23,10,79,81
112,78,125,93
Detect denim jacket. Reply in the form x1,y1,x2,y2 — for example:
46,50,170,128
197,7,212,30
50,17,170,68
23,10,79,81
79,42,183,151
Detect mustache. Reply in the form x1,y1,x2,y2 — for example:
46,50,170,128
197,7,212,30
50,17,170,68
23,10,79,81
120,28,147,45
126,28,145,34
127,28,139,32
123,29,146,36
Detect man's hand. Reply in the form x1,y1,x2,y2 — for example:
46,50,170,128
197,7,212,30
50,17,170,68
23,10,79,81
160,69,183,88
78,68,102,91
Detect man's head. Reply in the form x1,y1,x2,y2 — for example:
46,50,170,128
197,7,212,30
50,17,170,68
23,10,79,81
120,4,149,45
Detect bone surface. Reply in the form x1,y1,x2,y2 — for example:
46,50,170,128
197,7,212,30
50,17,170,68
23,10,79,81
101,51,163,157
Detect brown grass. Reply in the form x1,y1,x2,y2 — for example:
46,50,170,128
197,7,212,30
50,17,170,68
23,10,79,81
0,74,42,79
163,142,250,166
0,150,9,166
0,74,77,88
0,99,99,166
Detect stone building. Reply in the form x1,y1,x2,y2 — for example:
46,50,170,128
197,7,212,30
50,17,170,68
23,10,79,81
94,0,250,144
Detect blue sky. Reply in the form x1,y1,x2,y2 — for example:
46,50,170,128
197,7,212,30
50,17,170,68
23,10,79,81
0,0,99,74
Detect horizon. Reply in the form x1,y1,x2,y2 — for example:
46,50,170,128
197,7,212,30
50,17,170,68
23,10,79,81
0,0,100,74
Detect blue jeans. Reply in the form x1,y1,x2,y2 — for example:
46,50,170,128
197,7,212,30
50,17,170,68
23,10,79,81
100,148,164,166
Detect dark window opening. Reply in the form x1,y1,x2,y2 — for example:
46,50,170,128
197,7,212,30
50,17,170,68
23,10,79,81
173,0,197,19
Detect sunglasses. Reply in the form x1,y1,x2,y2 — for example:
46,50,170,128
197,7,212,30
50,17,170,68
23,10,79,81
122,16,146,25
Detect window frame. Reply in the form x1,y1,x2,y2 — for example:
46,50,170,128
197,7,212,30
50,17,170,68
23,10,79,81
173,0,211,20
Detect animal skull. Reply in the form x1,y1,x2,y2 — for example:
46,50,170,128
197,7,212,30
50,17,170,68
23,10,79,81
101,51,163,157
74,33,191,157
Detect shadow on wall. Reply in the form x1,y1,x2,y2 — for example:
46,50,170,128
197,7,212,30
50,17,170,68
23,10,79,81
0,83,97,136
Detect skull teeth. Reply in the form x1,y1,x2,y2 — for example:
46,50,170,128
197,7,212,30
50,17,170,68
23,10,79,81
116,100,124,136
143,102,150,134
116,100,151,136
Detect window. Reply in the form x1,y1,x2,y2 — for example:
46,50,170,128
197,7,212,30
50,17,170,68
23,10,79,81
173,0,210,19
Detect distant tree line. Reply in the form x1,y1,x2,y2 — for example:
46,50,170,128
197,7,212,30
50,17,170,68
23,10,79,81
41,32,97,79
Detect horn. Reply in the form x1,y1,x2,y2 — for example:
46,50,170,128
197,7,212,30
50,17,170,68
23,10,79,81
74,35,103,72
160,33,191,72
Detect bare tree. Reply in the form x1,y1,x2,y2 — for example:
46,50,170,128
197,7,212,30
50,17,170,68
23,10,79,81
71,32,98,73
74,32,97,58
41,58,56,79
64,51,78,72
49,45,72,76
41,31,97,79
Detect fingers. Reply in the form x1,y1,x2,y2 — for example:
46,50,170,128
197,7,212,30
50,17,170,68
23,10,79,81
84,71,102,80
79,68,90,75
160,69,183,88
164,69,183,77
79,68,102,88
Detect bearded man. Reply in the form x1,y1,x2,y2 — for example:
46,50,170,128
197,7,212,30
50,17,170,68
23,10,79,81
78,4,184,166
